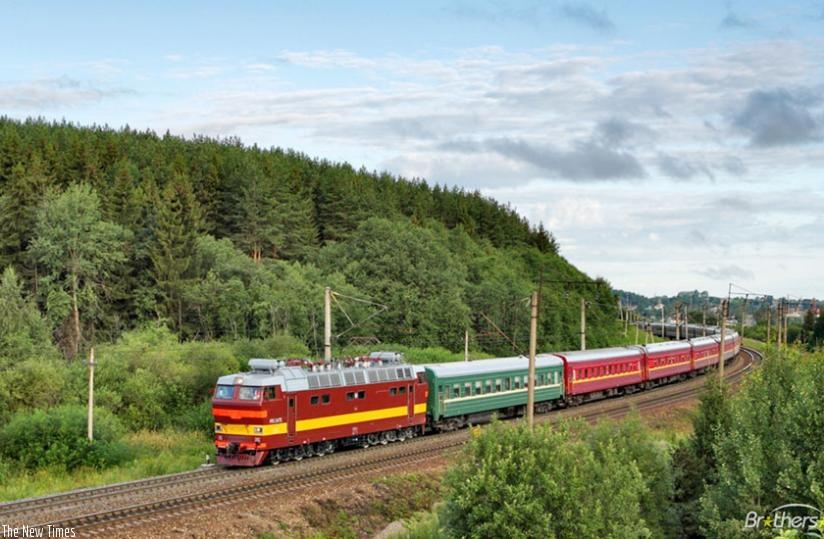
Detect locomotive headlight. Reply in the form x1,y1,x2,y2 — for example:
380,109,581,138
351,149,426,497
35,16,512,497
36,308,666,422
214,424,222,432
253,426,263,434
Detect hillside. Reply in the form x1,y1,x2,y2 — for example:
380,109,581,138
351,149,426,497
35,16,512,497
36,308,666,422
0,117,623,359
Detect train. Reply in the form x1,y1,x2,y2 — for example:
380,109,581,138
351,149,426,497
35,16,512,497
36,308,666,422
644,322,723,340
212,330,740,466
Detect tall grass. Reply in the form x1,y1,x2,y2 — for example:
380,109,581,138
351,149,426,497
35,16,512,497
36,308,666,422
0,429,213,502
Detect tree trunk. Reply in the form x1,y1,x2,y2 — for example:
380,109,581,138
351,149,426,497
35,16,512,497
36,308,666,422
71,272,81,359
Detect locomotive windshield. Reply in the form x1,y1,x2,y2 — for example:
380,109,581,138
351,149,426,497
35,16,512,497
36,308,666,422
214,385,234,399
238,386,262,400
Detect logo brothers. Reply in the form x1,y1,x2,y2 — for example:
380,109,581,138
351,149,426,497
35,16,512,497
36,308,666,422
744,504,823,537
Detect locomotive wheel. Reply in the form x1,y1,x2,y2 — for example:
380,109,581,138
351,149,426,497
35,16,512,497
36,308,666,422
272,449,288,463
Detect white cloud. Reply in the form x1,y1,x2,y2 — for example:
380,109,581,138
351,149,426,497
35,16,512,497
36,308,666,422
9,35,823,297
0,76,134,109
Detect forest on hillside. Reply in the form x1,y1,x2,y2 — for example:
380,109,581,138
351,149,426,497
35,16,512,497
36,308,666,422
0,117,623,363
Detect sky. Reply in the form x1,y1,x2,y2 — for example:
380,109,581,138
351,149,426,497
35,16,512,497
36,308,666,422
3,1,824,300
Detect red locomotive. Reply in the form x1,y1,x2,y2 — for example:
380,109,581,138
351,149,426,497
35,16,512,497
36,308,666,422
213,353,428,466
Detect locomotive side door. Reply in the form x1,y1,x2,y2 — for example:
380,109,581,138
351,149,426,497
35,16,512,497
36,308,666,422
287,395,296,442
407,382,414,422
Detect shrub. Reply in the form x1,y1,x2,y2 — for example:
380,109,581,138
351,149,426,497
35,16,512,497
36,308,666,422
698,351,824,536
441,419,655,538
172,398,214,436
0,404,128,470
0,358,73,426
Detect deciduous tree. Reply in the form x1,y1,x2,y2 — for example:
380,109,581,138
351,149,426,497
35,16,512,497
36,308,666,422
28,184,129,358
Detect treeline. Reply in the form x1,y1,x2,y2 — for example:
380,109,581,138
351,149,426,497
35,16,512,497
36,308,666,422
0,116,621,362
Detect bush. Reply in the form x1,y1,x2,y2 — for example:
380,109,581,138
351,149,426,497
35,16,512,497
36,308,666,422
0,404,128,470
441,419,657,538
172,398,214,436
698,351,824,536
0,357,73,425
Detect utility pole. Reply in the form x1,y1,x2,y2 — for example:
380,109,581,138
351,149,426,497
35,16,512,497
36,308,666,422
464,330,469,362
655,302,664,339
740,295,748,339
702,304,707,336
683,305,688,339
622,299,628,336
580,297,587,351
88,347,95,441
783,299,789,347
766,302,772,348
674,303,681,340
718,300,728,381
527,291,538,429
776,300,783,349
324,287,332,362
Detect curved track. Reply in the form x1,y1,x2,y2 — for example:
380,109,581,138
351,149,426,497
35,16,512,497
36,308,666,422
0,347,760,536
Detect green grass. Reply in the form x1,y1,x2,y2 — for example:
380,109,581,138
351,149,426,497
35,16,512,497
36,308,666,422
0,429,213,502
388,509,448,539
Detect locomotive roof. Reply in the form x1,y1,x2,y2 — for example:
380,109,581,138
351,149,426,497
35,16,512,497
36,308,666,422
216,359,417,392
424,355,564,379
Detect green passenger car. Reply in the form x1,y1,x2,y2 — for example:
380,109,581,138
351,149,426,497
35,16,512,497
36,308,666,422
423,355,565,431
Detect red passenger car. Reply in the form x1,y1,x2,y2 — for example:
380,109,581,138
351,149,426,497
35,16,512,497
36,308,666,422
718,332,741,362
690,336,720,371
213,356,428,466
554,347,645,405
644,340,693,384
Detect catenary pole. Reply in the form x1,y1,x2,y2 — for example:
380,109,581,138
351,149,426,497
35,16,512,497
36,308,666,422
718,300,727,381
88,347,95,441
527,291,538,429
324,287,332,362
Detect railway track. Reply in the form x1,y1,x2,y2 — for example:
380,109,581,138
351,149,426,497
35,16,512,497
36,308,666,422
0,466,232,525
0,346,760,537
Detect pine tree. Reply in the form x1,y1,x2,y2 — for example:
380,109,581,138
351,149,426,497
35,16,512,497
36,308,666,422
0,266,54,362
233,165,282,262
150,174,203,333
0,155,53,268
